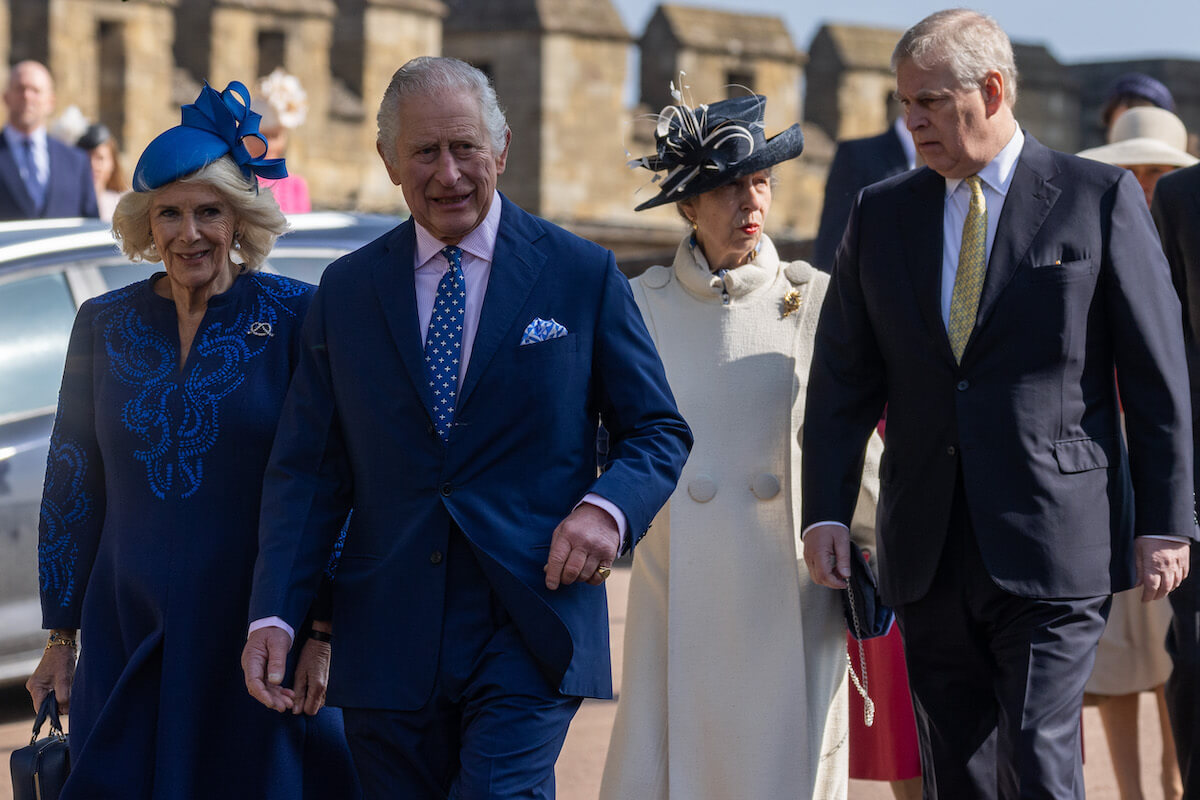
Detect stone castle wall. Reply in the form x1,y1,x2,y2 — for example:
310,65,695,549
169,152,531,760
11,1,1199,257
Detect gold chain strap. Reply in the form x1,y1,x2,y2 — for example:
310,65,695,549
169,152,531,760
845,580,875,727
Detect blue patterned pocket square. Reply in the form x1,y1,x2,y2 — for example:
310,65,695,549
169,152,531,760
520,317,568,345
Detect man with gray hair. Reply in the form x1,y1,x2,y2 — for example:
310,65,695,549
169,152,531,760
240,56,691,798
802,9,1194,798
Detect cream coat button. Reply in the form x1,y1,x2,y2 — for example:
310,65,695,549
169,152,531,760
688,475,717,502
640,264,672,289
751,473,781,500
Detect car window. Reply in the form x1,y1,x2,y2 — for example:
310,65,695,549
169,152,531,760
100,261,160,292
0,271,77,418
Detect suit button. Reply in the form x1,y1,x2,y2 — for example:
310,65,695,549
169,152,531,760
751,473,781,500
440,483,453,497
947,445,957,456
430,550,443,565
956,380,969,391
687,475,717,503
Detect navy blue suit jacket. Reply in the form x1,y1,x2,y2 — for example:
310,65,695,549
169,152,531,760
0,130,98,220
250,196,691,710
802,135,1194,606
813,128,909,272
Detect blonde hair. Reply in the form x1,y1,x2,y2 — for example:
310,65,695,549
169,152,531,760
112,156,287,272
892,9,1018,107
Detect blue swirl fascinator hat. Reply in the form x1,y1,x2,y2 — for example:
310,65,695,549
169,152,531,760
629,80,804,211
132,81,288,192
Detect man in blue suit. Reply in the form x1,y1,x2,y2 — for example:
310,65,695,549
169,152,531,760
0,61,97,220
802,10,1194,798
812,119,914,272
241,56,691,799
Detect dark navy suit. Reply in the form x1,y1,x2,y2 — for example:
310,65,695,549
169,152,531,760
0,129,97,219
804,135,1194,798
1153,163,1200,799
812,126,909,272
249,195,690,797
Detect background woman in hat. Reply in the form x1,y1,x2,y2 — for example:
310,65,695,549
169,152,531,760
1078,105,1197,800
25,80,359,799
252,67,311,214
75,122,127,222
599,87,881,800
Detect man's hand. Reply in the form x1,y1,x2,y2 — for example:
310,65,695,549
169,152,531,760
803,523,852,589
242,626,295,712
292,636,331,716
26,637,76,714
1135,537,1191,602
544,503,620,589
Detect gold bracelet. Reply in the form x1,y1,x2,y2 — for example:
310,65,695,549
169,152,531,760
45,632,77,653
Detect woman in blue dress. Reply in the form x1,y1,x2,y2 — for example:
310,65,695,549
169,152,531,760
25,80,360,799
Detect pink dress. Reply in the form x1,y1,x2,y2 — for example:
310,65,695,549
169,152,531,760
260,174,311,214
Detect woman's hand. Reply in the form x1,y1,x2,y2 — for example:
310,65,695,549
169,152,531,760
26,632,78,713
291,625,332,716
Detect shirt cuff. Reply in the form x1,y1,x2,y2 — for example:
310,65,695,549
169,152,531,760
801,520,849,540
248,616,295,646
1140,534,1192,544
578,493,629,553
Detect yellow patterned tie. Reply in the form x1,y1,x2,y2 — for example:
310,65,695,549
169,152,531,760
948,175,987,362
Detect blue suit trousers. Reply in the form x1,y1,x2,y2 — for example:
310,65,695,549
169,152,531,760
342,529,581,799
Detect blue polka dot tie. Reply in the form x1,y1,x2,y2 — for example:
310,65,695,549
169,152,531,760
424,246,466,441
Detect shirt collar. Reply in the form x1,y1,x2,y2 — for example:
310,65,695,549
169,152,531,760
414,190,503,270
944,123,1024,198
4,125,47,150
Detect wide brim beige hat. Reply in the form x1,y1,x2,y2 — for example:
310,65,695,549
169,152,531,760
1078,106,1197,167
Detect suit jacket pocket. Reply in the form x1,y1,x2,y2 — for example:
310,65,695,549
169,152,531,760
513,332,580,362
1053,436,1113,473
1029,257,1095,284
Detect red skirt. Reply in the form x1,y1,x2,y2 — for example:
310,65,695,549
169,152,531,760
847,624,922,780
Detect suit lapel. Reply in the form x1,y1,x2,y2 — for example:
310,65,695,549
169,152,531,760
973,136,1060,338
458,197,547,410
0,136,35,217
900,168,952,357
371,222,437,418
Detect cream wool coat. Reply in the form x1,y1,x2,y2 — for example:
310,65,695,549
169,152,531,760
600,235,882,800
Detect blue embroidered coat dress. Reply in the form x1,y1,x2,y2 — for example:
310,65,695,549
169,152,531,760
38,271,355,799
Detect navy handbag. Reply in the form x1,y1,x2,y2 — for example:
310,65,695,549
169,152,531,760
10,690,70,800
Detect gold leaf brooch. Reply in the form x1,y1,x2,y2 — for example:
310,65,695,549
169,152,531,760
781,289,802,319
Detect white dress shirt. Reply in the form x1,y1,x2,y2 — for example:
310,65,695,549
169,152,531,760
3,125,49,204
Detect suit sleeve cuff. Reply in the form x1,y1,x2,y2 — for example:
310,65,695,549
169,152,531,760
578,493,629,554
248,616,295,646
801,520,849,541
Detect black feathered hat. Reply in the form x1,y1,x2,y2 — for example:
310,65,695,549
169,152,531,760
629,89,804,211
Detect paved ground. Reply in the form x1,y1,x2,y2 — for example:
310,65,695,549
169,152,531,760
0,565,1174,798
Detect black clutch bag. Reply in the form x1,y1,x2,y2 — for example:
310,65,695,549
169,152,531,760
842,542,894,641
10,690,70,800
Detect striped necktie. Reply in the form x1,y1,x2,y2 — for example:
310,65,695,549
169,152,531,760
947,175,987,362
424,246,466,441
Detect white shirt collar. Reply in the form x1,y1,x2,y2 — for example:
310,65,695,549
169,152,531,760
944,123,1024,198
4,125,47,150
414,190,503,269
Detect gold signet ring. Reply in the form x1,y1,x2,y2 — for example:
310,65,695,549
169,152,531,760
596,565,612,581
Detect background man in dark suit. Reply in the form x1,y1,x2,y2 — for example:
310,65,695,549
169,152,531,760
240,56,691,799
1153,163,1200,799
812,118,915,272
802,10,1194,798
0,60,96,220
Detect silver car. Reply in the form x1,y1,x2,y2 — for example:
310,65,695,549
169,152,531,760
0,212,397,684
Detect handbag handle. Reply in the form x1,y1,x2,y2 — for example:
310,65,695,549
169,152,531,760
31,690,65,744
